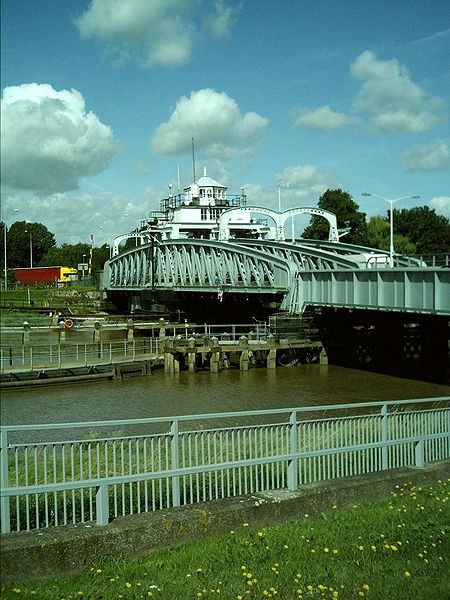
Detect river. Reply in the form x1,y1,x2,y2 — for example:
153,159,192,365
2,365,449,430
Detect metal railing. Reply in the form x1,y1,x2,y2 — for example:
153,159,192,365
0,338,160,373
1,397,448,533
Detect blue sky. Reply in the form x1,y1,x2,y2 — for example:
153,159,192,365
1,0,449,245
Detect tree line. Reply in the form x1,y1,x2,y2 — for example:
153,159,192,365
1,190,449,277
0,220,110,277
302,189,450,255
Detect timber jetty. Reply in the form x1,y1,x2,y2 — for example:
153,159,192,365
1,316,325,387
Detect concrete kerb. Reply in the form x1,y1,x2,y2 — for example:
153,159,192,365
1,460,449,584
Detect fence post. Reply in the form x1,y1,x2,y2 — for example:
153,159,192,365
96,483,110,526
170,419,180,507
30,346,33,371
415,440,425,468
380,404,389,470
287,410,299,491
58,343,61,368
0,428,11,533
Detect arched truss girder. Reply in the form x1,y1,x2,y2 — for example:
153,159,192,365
233,239,361,270
105,239,296,292
218,206,339,242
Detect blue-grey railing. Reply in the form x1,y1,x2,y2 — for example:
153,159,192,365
1,397,448,534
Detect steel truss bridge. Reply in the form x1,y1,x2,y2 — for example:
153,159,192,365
102,235,450,317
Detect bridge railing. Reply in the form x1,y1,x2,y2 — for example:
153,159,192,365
1,397,448,533
0,338,160,373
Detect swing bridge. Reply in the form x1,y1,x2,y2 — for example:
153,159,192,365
101,206,450,318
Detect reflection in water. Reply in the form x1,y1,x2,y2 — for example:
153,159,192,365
2,365,449,428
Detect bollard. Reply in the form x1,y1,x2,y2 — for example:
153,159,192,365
22,321,30,345
127,318,134,341
92,321,101,343
59,320,66,343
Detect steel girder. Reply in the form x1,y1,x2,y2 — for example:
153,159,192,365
105,239,298,292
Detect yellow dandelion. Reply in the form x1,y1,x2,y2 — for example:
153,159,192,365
243,523,249,527
358,545,364,550
283,544,289,549
363,584,369,591
197,568,203,573
404,571,411,577
324,547,330,553
147,593,153,598
125,582,132,588
12,590,21,594
333,549,339,554
358,592,365,597
96,569,102,573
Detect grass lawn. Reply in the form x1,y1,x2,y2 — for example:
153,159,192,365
1,478,449,600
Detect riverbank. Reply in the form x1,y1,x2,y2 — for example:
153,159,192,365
1,462,448,599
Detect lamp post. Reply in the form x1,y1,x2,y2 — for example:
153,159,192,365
3,223,7,290
362,192,420,267
24,229,33,268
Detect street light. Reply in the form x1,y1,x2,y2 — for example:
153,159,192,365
362,192,420,267
24,229,33,268
3,223,7,290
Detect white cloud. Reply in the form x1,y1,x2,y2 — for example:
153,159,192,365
75,0,239,68
401,139,450,171
239,165,336,213
2,187,155,246
202,0,239,39
276,164,332,195
293,105,356,130
350,50,443,132
429,196,450,219
1,83,117,194
151,88,268,163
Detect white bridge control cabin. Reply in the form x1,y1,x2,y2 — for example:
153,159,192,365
111,168,340,257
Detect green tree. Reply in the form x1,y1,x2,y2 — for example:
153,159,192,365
392,207,450,255
302,189,367,244
41,243,91,268
366,214,417,254
6,221,56,268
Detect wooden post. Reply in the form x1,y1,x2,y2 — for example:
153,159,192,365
319,346,328,365
239,335,249,371
266,348,276,369
164,352,174,372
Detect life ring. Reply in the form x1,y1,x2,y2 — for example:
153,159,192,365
64,318,74,329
